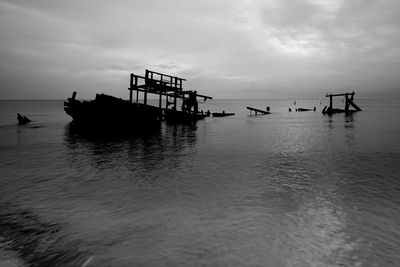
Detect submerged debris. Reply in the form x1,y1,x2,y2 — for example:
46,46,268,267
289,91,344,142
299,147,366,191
17,113,31,125
212,111,235,117
247,106,271,115
296,107,316,112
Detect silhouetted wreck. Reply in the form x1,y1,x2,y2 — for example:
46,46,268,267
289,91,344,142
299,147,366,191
64,70,212,128
322,92,362,115
17,113,31,125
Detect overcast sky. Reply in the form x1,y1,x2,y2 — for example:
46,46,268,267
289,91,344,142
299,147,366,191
1,0,400,99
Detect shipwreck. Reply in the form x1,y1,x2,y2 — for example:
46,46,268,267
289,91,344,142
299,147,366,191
64,69,212,129
322,92,362,115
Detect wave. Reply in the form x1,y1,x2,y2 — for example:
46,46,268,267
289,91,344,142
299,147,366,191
0,203,90,266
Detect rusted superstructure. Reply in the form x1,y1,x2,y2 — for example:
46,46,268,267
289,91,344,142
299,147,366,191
129,69,212,122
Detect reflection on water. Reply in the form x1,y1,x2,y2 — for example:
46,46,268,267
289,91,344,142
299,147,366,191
63,122,198,172
257,148,356,266
275,197,354,266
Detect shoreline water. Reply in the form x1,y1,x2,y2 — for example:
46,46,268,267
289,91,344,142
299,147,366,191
1,99,400,266
0,203,90,266
0,246,25,267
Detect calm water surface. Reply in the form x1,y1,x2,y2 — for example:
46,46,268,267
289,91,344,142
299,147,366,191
0,98,399,266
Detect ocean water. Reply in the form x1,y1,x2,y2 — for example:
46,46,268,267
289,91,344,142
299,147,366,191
0,98,399,266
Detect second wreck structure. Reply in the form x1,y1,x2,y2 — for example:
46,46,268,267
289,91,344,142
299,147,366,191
64,69,212,128
322,92,362,115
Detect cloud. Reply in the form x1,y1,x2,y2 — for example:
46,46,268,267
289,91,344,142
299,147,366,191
0,0,400,99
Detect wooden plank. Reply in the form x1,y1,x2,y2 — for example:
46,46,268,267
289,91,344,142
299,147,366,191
129,87,201,100
326,92,355,97
146,69,187,81
181,90,212,100
247,106,271,115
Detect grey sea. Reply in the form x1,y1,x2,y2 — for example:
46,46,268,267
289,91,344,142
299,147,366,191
0,98,399,266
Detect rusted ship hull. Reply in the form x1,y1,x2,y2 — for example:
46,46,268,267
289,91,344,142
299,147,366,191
164,109,208,123
64,93,162,129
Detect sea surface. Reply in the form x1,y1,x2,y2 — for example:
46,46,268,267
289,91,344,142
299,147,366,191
0,98,399,266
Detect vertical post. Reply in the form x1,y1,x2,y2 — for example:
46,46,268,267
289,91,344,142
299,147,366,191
172,77,177,110
174,80,177,111
193,91,198,114
143,70,148,106
144,87,148,105
135,76,139,103
129,74,134,103
173,92,177,110
329,94,333,110
159,90,162,109
345,93,349,112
